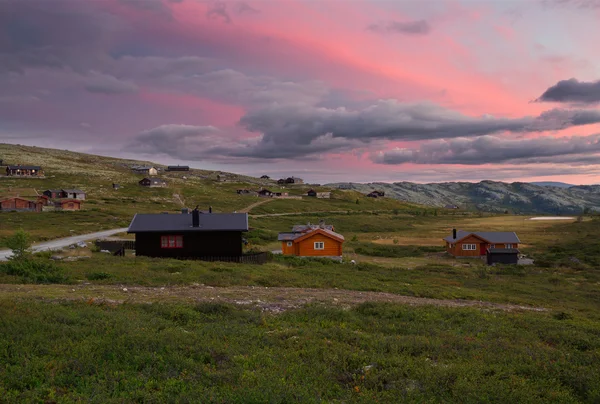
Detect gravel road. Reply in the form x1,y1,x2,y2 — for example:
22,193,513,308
0,228,129,261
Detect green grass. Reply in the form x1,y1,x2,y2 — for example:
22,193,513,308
3,143,600,402
1,300,599,403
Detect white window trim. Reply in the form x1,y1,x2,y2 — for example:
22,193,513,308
314,242,325,250
287,241,293,247
462,244,477,251
506,244,513,249
490,244,495,249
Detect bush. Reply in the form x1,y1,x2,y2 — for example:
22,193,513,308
86,272,112,281
0,260,67,284
5,229,31,261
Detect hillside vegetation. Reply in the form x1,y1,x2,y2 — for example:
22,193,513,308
0,143,417,245
2,143,600,403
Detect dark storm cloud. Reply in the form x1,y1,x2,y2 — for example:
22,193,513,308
125,124,366,162
0,0,120,73
536,78,600,104
372,134,600,165
238,101,600,150
367,20,431,35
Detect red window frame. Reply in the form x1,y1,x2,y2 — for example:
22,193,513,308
160,235,183,249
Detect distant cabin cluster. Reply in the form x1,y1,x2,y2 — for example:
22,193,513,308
0,189,85,212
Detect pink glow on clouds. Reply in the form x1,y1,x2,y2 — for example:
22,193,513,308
2,0,600,183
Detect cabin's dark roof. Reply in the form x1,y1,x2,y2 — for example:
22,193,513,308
278,232,301,241
7,165,41,170
62,189,85,194
444,231,521,244
487,248,520,254
128,213,249,233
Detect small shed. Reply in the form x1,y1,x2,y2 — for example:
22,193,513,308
132,166,158,176
306,189,317,197
486,248,519,265
257,189,273,197
139,178,167,188
62,189,86,200
43,189,62,199
55,199,82,211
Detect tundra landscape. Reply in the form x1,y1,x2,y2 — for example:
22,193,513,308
2,0,600,401
1,144,599,402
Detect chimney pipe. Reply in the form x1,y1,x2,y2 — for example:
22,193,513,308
452,228,457,239
192,206,200,227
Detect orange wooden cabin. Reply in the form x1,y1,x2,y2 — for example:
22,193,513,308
0,197,44,212
444,229,520,257
55,199,82,211
278,224,344,258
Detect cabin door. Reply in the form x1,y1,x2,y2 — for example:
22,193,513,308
480,243,487,255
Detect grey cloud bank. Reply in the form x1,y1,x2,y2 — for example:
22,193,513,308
537,78,600,104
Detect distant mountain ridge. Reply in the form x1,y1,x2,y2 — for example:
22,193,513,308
327,180,600,214
529,182,575,188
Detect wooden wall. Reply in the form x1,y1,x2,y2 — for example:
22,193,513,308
134,231,243,258
296,233,342,257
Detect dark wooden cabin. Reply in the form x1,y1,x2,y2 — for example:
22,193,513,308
167,165,190,172
486,248,519,265
6,165,43,177
306,189,317,197
127,209,249,259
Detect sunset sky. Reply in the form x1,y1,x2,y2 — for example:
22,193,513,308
1,0,600,184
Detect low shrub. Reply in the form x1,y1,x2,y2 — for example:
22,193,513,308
0,259,67,284
86,272,112,281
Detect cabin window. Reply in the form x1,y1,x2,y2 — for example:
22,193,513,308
462,244,476,251
506,244,513,249
161,235,183,249
287,241,293,247
490,244,495,249
314,242,325,250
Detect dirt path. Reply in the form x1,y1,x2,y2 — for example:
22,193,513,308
0,228,129,261
172,193,185,207
239,198,274,213
0,284,547,313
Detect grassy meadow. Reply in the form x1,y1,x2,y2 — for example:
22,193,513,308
1,143,600,402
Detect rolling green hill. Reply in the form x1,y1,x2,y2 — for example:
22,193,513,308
0,143,420,245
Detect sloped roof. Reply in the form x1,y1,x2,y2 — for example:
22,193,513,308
444,230,520,244
278,228,345,243
278,232,301,241
128,213,249,233
7,165,41,170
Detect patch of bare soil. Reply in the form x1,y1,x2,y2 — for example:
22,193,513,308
0,284,546,314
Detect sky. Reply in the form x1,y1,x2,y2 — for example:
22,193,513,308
1,0,600,184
